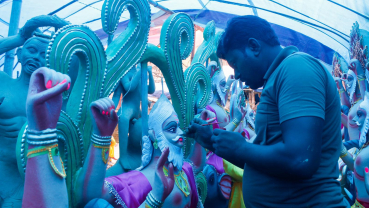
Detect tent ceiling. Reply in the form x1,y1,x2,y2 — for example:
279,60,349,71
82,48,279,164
0,0,368,64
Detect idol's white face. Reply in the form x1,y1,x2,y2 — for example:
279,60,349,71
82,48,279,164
162,112,184,147
219,78,226,94
355,107,367,130
346,74,354,89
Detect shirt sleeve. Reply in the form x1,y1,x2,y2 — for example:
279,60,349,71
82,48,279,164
275,54,326,123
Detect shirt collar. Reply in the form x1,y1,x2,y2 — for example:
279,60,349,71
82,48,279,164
263,46,299,81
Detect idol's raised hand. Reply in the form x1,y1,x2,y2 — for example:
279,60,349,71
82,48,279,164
152,148,175,202
90,98,118,137
26,67,71,131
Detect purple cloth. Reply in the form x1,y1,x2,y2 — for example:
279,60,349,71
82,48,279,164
206,153,225,174
106,163,199,208
105,170,152,208
182,162,199,208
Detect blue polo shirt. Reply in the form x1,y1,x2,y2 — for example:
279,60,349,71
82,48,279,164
242,46,349,207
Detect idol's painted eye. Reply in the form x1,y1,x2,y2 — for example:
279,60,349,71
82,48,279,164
220,81,226,87
163,121,177,134
166,126,176,133
209,174,215,185
358,110,363,117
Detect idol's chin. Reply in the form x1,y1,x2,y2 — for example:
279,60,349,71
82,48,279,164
171,140,183,148
176,141,184,147
23,65,38,75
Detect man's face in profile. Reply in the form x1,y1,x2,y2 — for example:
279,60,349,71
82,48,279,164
225,47,264,90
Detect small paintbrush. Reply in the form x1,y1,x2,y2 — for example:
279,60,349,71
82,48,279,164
201,122,223,126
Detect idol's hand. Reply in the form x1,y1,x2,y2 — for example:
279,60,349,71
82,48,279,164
333,77,343,89
212,129,245,159
90,98,118,137
200,110,216,123
186,118,214,151
226,75,235,88
26,67,71,131
207,61,218,77
152,148,175,201
238,96,247,119
349,59,364,75
19,15,69,40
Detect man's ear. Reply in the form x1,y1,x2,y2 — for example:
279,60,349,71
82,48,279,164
148,129,156,142
246,38,261,57
16,47,22,63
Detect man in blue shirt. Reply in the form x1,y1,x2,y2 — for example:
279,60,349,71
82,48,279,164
187,15,349,207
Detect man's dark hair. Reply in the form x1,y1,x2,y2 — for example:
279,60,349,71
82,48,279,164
217,15,280,59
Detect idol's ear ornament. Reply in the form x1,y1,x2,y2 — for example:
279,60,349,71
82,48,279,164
218,173,232,200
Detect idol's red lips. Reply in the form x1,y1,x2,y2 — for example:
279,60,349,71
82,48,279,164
178,138,183,142
349,122,358,128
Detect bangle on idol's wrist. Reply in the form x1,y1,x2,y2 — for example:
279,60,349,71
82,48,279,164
339,89,345,94
91,133,111,146
27,143,66,178
91,134,111,164
231,118,240,131
146,191,163,208
357,74,365,81
340,143,348,158
27,128,58,146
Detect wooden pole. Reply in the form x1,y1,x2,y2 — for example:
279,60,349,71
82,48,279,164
4,0,22,77
141,62,149,136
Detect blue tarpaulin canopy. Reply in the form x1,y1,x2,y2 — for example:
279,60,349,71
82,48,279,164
0,0,368,76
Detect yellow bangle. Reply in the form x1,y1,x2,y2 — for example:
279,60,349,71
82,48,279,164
27,144,66,178
93,144,110,164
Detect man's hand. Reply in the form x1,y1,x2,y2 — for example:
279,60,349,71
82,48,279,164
153,148,175,201
90,98,118,137
212,129,246,159
26,67,71,131
185,118,214,151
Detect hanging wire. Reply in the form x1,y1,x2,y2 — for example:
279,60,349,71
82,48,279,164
118,66,139,117
210,0,349,42
267,0,348,38
12,61,18,70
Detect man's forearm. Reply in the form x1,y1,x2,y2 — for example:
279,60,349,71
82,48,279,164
224,141,317,179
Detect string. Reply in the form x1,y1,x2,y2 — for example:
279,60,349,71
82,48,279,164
118,65,139,118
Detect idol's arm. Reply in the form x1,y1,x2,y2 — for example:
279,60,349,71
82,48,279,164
336,80,351,108
352,60,366,98
22,68,70,208
194,116,324,180
339,143,354,171
122,68,140,92
0,15,69,55
112,83,123,107
74,98,118,207
341,113,348,128
0,35,26,55
147,66,156,94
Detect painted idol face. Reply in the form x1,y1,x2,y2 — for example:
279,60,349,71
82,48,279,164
19,37,49,75
148,94,184,170
355,92,369,147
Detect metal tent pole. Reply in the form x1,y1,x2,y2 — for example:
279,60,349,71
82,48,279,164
4,0,22,77
141,62,149,137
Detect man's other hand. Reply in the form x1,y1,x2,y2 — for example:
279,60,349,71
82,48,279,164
185,118,214,151
212,129,246,160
